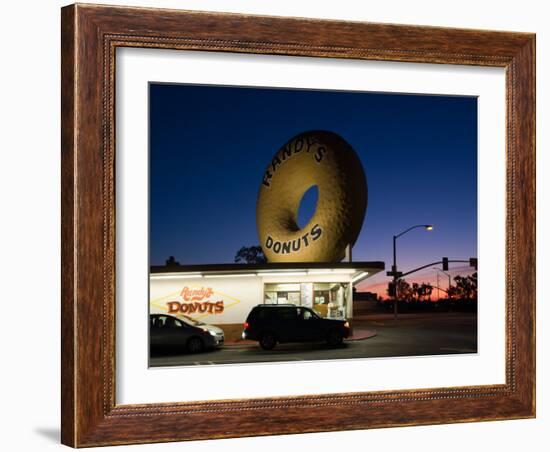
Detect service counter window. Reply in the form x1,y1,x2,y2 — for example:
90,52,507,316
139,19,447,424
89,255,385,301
313,283,349,318
264,282,349,317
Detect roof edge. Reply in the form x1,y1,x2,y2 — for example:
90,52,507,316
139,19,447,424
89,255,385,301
151,261,385,274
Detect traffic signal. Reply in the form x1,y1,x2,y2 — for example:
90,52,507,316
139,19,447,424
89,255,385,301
388,281,396,297
442,257,449,271
469,257,478,270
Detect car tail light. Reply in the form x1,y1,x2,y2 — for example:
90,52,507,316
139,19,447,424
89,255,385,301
243,322,249,329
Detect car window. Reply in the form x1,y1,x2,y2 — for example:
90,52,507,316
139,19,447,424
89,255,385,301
257,309,275,320
302,309,314,320
180,315,203,326
152,316,184,328
277,308,297,321
164,317,183,328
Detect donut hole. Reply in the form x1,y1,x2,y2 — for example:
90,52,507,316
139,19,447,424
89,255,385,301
296,185,319,230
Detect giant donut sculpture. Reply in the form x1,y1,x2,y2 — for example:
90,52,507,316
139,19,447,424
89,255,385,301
256,130,367,263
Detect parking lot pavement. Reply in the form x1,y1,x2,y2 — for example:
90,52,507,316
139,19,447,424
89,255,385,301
149,312,477,367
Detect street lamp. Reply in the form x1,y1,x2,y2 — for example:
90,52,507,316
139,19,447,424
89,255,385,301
433,267,451,299
392,224,433,320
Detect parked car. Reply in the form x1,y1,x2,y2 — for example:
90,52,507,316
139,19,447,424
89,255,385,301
242,304,350,350
150,314,224,354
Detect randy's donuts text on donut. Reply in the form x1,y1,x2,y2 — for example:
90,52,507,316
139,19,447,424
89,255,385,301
256,131,367,263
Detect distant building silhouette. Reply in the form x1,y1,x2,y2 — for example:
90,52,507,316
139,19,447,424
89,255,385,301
353,290,378,302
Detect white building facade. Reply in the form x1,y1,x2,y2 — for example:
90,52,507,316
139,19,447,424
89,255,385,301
150,263,384,340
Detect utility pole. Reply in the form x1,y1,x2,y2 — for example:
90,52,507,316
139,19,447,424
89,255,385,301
392,234,398,320
433,267,452,298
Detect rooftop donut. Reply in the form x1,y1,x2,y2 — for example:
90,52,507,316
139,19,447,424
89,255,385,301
256,130,367,263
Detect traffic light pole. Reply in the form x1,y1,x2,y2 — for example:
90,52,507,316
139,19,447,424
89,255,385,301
399,259,474,279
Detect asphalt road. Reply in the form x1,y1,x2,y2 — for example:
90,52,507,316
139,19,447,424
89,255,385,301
149,313,477,367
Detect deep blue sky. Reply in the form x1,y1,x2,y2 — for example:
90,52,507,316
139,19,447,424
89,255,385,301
149,83,477,291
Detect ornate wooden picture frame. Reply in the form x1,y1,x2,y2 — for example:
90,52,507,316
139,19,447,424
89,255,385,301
61,3,535,447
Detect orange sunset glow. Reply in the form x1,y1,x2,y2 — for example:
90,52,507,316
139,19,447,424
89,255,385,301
357,265,476,300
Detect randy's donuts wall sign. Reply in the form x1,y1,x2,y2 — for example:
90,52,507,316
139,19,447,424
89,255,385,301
166,286,225,315
256,131,367,263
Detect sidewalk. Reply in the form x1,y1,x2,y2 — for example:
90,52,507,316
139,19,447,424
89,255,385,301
352,311,475,321
347,328,377,341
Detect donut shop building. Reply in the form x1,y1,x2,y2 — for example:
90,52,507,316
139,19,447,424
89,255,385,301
150,262,384,341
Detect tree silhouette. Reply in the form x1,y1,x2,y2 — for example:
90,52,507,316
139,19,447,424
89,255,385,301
388,279,413,300
451,272,478,300
411,282,433,301
387,279,433,301
165,256,180,267
412,282,420,300
234,246,267,264
420,283,434,301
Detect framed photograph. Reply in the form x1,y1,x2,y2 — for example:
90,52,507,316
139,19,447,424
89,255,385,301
61,3,535,447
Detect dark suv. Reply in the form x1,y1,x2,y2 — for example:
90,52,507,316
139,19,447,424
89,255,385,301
242,304,350,350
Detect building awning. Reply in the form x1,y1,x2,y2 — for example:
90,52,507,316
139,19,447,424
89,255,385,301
150,261,384,285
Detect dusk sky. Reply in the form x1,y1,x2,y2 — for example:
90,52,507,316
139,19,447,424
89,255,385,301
149,83,477,296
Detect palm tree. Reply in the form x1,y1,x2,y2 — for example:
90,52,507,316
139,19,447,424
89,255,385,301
420,283,433,301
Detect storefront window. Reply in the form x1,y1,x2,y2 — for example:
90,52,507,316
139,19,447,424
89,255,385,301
264,282,349,318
